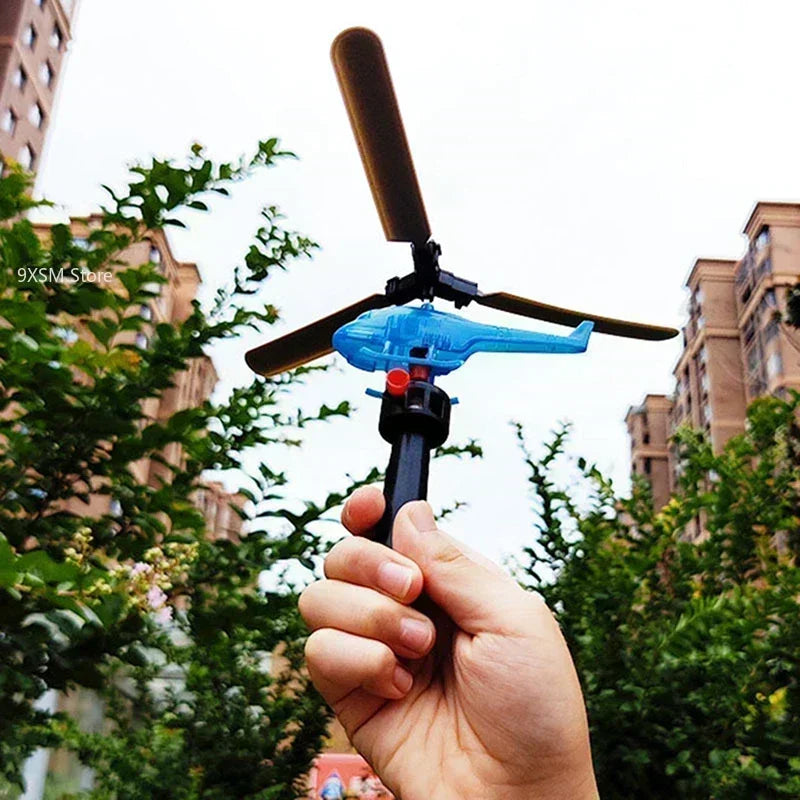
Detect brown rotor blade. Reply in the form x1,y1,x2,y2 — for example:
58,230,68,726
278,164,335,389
245,294,390,377
476,292,678,341
331,27,431,246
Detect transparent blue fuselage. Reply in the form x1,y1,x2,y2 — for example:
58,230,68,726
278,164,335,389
332,303,592,377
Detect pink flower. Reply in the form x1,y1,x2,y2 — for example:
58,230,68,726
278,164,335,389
130,562,152,577
154,605,173,624
146,585,167,610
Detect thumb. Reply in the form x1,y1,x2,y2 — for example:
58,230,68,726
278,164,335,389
392,501,530,635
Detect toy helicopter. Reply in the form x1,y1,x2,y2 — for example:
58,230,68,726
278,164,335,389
246,28,677,547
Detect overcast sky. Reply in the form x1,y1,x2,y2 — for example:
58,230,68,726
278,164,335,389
36,0,800,563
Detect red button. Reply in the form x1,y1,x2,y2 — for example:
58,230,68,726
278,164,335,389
386,368,410,396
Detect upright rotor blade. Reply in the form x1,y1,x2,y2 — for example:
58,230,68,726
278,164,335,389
331,27,431,247
476,292,678,341
245,294,390,377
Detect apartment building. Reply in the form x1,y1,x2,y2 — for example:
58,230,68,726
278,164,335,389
0,0,75,175
627,201,800,510
29,215,245,539
625,394,673,510
21,220,245,797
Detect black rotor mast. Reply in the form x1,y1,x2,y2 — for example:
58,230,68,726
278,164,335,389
384,241,479,308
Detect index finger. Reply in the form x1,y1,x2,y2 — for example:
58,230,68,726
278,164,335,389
341,486,385,535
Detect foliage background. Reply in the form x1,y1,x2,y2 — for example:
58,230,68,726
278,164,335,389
517,396,800,799
0,145,353,799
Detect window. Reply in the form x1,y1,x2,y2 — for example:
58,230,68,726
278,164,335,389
1,108,17,134
109,498,122,517
18,144,34,170
743,318,756,346
34,0,44,6
140,304,152,321
28,102,43,128
643,433,650,445
755,225,770,251
39,61,53,88
12,67,27,90
50,24,63,50
735,258,750,286
22,24,37,49
135,332,149,349
690,287,704,320
644,458,652,475
766,352,783,380
747,341,763,375
149,245,162,265
763,318,779,344
72,236,90,250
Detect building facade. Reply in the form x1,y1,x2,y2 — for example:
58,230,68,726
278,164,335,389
625,393,673,510
0,0,76,174
23,219,245,797
628,201,800,512
30,215,244,536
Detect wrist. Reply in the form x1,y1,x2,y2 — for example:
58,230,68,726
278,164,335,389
521,768,599,800
446,767,598,800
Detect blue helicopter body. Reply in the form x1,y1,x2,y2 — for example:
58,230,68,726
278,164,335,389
332,303,593,377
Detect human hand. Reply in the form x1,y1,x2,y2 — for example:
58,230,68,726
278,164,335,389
299,488,598,800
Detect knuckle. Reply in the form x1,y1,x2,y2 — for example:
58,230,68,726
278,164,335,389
364,597,393,635
324,537,361,578
298,589,311,622
432,538,466,567
303,629,327,663
370,642,396,675
297,580,325,625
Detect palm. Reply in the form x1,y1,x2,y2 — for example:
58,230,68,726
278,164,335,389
341,607,582,800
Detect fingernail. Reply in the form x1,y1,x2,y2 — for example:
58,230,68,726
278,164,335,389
400,618,433,653
407,502,436,532
377,561,413,598
392,664,413,695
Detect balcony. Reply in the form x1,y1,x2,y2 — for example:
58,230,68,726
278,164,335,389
736,252,754,286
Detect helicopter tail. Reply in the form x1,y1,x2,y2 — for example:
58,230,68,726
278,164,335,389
569,320,594,348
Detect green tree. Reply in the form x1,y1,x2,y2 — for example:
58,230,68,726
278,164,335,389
515,397,800,798
0,145,350,798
